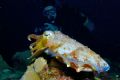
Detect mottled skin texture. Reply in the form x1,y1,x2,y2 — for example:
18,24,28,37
28,31,110,73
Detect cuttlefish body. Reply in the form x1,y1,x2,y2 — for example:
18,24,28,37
28,31,110,73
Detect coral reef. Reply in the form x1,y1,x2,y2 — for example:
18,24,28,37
20,54,120,80
12,50,31,70
0,55,10,71
0,50,119,80
0,55,23,80
21,57,73,80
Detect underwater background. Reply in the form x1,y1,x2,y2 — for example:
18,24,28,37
0,0,120,80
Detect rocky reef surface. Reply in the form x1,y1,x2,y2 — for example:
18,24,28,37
0,50,120,80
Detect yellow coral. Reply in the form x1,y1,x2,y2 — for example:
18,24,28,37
21,57,48,80
34,57,48,73
21,71,40,80
21,64,40,80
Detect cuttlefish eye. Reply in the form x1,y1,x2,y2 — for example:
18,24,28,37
43,31,55,39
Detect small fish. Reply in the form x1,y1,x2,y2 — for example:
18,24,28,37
27,31,110,73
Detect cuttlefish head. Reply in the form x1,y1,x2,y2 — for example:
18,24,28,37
27,31,55,60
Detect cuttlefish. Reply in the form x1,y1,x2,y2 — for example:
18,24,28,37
27,31,110,73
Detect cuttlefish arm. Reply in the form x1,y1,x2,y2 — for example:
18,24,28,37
27,34,40,41
27,34,48,60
